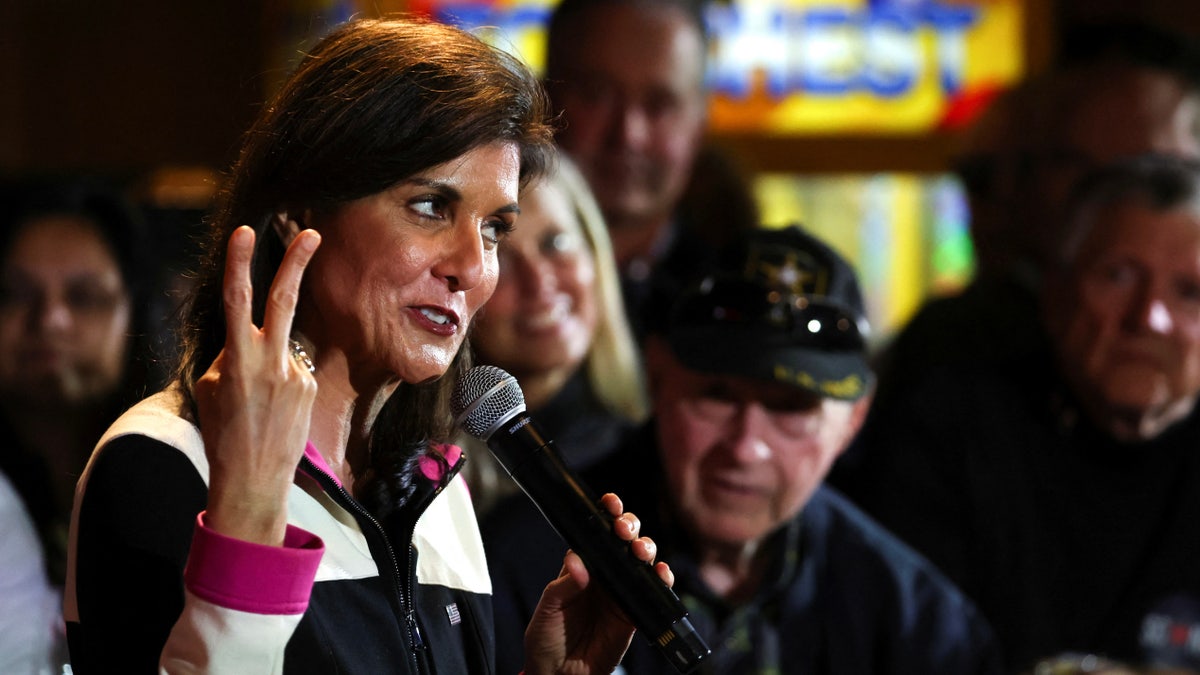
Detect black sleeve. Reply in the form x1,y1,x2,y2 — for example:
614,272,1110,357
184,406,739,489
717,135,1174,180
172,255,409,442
68,435,208,674
834,368,978,596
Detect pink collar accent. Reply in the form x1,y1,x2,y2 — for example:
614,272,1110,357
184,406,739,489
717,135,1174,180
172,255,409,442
306,440,463,485
303,441,342,488
419,443,463,481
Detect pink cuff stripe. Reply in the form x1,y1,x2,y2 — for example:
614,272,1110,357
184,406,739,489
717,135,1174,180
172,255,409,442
184,513,324,615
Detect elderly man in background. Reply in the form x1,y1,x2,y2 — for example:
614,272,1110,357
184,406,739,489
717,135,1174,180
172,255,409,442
846,156,1200,673
483,225,1002,675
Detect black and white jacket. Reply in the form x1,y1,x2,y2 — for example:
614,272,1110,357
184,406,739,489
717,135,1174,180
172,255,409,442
64,387,496,674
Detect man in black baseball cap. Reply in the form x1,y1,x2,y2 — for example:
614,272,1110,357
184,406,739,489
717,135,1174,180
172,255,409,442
663,224,873,401
483,224,1001,674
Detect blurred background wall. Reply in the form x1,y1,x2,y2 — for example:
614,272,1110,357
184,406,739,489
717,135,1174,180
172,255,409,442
2,0,1198,342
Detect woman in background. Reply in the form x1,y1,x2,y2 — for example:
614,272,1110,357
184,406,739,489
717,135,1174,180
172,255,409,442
465,152,648,516
0,177,160,673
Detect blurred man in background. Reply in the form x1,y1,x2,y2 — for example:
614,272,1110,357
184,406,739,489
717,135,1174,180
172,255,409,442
844,156,1200,672
544,0,757,338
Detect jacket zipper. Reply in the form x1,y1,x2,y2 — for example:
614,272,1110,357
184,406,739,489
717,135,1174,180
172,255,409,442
406,542,425,651
298,456,427,671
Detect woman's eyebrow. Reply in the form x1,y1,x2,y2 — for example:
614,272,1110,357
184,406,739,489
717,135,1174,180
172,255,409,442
404,177,461,200
402,179,521,215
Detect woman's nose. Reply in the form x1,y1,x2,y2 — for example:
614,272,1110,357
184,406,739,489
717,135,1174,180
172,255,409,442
31,290,73,333
506,247,561,296
438,222,487,293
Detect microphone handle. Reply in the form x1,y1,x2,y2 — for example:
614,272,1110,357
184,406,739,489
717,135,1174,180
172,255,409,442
486,412,710,674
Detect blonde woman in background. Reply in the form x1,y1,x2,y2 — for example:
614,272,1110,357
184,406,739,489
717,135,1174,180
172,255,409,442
464,151,648,517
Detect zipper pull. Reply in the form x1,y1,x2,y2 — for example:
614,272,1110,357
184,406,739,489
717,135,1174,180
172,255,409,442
407,610,426,651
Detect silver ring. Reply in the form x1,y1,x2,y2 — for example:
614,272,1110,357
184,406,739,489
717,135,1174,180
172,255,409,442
289,339,315,374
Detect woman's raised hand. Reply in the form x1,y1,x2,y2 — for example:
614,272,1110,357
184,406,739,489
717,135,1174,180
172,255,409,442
194,225,321,546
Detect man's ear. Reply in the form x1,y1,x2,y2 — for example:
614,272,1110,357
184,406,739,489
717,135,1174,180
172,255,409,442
271,211,303,246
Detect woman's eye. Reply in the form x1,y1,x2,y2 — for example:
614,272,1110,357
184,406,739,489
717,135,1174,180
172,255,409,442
66,282,123,313
409,196,447,219
0,279,38,310
482,219,514,247
541,231,578,255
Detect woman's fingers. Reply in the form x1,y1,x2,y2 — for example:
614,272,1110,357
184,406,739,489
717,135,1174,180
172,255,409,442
599,493,641,540
263,228,322,353
599,492,623,517
220,224,321,357
614,512,641,540
198,223,322,548
222,226,257,351
597,491,670,585
655,561,674,588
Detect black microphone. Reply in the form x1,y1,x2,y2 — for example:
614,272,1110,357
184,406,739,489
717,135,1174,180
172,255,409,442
452,365,710,674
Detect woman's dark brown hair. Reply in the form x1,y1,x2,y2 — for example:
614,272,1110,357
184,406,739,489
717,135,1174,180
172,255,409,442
176,17,554,515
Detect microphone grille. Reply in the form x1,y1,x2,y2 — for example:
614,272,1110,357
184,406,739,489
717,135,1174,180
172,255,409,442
451,365,526,439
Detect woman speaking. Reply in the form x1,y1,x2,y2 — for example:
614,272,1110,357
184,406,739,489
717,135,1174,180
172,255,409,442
64,16,667,674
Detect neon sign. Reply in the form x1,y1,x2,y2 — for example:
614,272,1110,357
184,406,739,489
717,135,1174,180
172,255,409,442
429,0,1024,135
706,4,979,99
